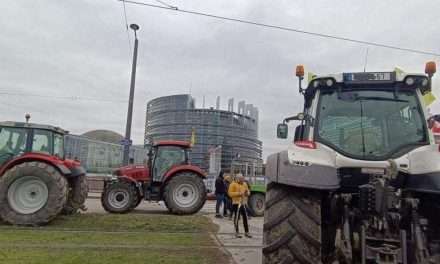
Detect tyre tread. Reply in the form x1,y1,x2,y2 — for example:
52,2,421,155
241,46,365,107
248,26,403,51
263,183,322,264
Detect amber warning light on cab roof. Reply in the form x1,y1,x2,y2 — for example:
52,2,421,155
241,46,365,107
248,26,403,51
295,65,305,78
425,61,436,77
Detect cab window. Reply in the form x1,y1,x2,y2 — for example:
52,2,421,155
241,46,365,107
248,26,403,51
153,146,186,181
32,130,52,154
54,133,64,158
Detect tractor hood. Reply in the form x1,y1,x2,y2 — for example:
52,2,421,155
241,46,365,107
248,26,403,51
266,142,440,194
114,165,149,181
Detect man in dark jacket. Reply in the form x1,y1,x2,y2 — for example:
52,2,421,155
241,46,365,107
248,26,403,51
215,171,226,218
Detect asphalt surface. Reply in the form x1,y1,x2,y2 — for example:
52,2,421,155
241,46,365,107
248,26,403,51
85,195,263,264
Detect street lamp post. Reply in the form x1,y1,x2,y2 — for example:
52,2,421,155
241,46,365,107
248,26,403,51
123,23,140,166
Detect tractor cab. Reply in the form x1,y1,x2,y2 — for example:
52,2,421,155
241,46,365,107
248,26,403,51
150,140,191,182
114,140,192,183
0,121,66,167
278,63,436,162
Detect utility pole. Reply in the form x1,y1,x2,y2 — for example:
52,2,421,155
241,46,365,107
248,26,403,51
123,23,140,166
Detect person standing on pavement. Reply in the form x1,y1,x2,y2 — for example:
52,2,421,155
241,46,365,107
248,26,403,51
215,171,226,218
228,175,252,238
242,179,252,220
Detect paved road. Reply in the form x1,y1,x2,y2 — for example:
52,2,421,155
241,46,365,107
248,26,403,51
85,196,263,264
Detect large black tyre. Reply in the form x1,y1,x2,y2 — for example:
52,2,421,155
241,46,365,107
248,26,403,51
130,191,142,210
164,172,206,215
0,162,68,226
248,192,265,217
263,182,324,264
101,181,137,214
62,174,88,215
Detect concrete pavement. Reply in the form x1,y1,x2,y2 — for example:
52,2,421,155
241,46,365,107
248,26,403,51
210,214,263,264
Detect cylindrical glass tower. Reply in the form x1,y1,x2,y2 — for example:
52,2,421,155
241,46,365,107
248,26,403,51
145,94,262,172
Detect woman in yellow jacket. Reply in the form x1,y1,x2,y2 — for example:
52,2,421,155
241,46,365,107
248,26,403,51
228,175,252,238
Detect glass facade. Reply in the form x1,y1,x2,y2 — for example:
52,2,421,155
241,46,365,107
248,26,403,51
145,94,262,172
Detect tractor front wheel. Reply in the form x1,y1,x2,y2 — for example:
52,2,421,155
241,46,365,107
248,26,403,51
248,192,265,217
0,162,68,225
164,172,206,215
263,182,325,264
101,181,137,213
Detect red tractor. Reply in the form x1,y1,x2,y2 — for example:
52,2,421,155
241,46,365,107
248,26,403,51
101,140,207,215
0,121,88,225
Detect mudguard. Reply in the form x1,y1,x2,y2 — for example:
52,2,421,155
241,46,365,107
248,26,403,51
0,154,73,177
404,172,440,194
163,164,207,181
266,150,340,190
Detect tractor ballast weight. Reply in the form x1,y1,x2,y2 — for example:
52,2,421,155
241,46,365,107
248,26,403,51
0,121,88,225
101,140,207,215
263,63,440,264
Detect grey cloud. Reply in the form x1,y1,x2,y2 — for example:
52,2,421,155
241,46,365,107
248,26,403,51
1,0,439,161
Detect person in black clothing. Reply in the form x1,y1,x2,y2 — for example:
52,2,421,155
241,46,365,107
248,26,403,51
215,171,226,218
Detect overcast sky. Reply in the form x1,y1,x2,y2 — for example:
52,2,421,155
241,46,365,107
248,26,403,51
1,0,440,159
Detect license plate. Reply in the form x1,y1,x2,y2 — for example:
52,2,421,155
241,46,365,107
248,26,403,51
344,72,394,83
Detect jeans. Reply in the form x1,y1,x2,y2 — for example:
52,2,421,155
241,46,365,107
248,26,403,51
215,193,225,214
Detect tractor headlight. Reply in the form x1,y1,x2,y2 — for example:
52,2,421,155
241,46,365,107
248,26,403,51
326,79,334,87
405,77,415,86
311,78,336,89
312,80,320,88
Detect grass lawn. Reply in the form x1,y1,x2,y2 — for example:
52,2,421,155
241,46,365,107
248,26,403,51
0,214,230,264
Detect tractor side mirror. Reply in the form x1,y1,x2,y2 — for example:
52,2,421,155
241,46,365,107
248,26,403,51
277,124,288,139
284,112,306,123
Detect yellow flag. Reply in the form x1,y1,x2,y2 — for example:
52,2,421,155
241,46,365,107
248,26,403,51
423,92,436,106
307,72,317,83
394,67,405,78
190,127,196,146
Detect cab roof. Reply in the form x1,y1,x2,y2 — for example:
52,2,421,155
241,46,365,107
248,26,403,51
153,140,191,148
0,121,68,134
308,71,428,86
306,71,431,95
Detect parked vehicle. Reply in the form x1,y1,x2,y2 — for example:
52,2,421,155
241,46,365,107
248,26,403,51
101,140,206,215
0,121,88,225
263,62,440,263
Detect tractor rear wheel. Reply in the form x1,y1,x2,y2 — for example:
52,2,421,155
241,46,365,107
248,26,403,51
164,172,206,215
248,192,265,217
0,162,68,225
263,182,325,264
62,174,88,215
101,181,137,213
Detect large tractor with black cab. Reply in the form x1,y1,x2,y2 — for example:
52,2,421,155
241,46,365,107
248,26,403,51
0,120,88,225
101,140,206,215
263,62,440,263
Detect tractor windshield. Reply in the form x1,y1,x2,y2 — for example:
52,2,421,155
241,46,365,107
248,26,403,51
0,127,28,165
152,146,187,182
316,89,427,160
